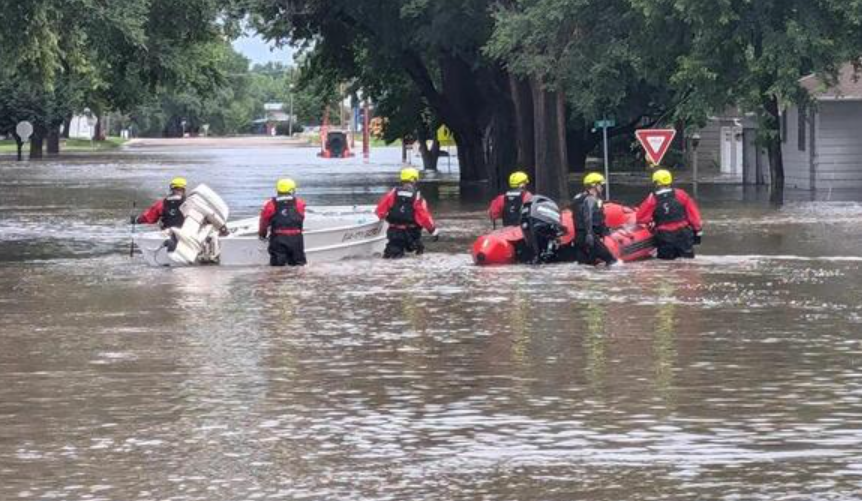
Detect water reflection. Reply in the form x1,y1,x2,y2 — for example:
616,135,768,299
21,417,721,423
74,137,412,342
2,147,862,500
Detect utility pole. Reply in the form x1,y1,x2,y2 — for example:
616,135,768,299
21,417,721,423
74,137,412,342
288,84,295,137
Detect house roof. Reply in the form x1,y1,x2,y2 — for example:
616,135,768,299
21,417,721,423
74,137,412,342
800,63,862,101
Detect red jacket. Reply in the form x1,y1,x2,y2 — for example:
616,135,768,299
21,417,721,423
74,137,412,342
259,197,307,237
137,199,167,225
636,188,703,232
375,188,436,233
488,190,532,220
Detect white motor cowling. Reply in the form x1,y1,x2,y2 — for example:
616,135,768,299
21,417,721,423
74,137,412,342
164,184,230,266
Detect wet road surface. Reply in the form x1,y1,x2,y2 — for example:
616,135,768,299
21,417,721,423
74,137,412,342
2,144,862,500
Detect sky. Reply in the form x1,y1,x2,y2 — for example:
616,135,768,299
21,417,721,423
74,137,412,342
232,33,295,66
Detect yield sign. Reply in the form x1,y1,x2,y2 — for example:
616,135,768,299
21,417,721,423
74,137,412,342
636,129,677,166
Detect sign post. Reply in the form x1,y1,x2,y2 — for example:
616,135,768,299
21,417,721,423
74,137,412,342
635,129,677,167
362,101,370,161
594,119,616,199
15,121,33,162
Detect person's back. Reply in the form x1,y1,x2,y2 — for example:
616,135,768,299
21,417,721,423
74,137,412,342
258,178,307,266
635,169,703,260
375,168,439,259
489,171,533,227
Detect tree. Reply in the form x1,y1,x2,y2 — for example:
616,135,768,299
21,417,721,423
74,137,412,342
244,0,521,190
639,0,862,202
0,0,237,156
487,0,690,184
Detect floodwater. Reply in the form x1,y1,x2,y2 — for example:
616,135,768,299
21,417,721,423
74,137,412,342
2,144,862,501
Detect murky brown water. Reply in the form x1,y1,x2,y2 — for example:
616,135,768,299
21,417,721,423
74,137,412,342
2,144,862,500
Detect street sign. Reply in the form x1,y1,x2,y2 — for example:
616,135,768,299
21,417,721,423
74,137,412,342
15,121,33,140
636,129,677,166
436,125,455,146
594,119,616,129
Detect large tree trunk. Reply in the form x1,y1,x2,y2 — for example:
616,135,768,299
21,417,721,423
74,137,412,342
531,78,569,201
401,51,518,186
62,114,73,139
510,74,535,179
764,95,784,205
94,115,107,141
29,127,45,160
417,133,441,172
47,125,61,155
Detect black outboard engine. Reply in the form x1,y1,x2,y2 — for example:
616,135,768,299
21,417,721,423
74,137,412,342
520,195,566,264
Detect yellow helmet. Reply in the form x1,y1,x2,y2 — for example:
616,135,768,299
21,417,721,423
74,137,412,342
400,167,420,183
509,171,530,189
170,177,188,189
584,172,606,187
276,178,297,194
652,169,673,187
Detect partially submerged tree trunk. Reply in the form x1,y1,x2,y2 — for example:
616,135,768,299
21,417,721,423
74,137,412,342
416,134,441,172
531,78,569,201
62,114,73,139
29,126,45,160
764,95,784,205
94,115,107,141
509,74,535,179
13,133,24,161
47,125,61,155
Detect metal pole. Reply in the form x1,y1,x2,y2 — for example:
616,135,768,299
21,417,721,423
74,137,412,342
602,123,610,200
693,146,699,198
289,92,294,137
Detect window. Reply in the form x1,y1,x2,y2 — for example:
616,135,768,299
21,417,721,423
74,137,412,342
798,105,807,152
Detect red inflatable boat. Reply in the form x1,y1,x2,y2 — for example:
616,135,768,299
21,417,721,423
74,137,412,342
472,202,655,265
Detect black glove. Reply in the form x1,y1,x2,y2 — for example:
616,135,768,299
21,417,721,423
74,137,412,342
430,228,440,242
584,233,595,248
219,226,230,237
130,215,138,225
694,231,703,245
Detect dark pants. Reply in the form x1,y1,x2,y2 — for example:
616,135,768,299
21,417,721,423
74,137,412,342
574,234,617,266
655,228,695,260
269,234,306,266
384,227,424,259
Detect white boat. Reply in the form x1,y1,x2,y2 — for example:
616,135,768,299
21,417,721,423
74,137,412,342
136,185,387,267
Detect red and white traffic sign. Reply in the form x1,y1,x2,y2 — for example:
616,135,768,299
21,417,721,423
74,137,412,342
636,129,676,166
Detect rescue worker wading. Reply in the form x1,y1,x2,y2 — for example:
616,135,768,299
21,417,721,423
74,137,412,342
133,177,188,229
488,171,533,227
375,167,439,259
258,178,307,267
636,169,703,260
571,173,617,266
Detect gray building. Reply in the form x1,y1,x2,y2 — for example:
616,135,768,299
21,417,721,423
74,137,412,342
692,111,768,184
783,64,862,190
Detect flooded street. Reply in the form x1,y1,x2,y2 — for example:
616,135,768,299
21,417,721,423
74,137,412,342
2,143,862,501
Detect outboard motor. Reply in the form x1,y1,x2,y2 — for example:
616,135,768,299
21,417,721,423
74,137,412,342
520,195,566,264
161,184,230,266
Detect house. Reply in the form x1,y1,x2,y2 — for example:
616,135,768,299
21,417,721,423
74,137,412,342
691,110,769,185
782,63,862,190
254,103,292,136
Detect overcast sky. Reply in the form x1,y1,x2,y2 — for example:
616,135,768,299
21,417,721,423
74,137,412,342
232,34,295,66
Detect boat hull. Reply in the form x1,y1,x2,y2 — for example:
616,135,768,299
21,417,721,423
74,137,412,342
471,203,655,266
136,206,387,267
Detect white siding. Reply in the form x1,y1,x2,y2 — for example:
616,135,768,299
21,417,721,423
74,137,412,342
781,105,813,190
693,120,723,169
813,102,862,189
